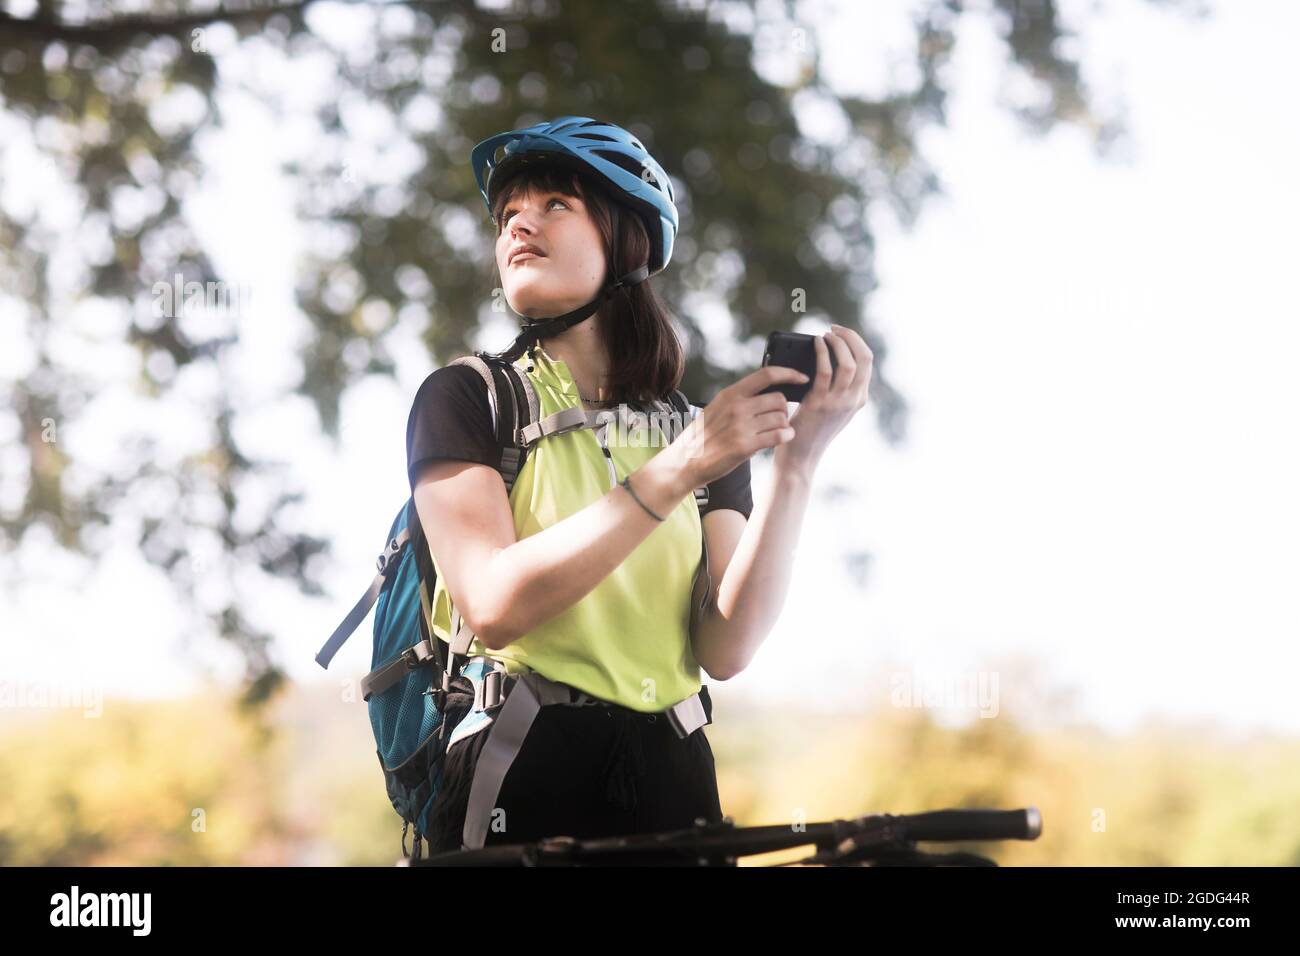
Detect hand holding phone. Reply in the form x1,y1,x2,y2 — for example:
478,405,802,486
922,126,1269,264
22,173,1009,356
755,324,874,472
758,331,839,402
671,363,809,488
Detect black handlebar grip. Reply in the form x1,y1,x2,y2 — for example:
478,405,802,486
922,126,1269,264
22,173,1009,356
901,807,1042,842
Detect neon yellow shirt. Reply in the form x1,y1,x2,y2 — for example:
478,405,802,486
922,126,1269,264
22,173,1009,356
424,345,706,713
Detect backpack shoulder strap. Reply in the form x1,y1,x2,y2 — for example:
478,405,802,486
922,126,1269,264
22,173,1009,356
448,353,540,495
316,356,542,675
434,353,545,684
664,389,710,513
664,390,715,629
314,523,409,670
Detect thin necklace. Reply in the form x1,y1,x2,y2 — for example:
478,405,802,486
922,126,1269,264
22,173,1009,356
530,342,612,406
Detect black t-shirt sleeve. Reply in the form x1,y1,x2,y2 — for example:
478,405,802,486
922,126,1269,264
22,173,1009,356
406,364,499,492
689,394,753,520
700,457,753,520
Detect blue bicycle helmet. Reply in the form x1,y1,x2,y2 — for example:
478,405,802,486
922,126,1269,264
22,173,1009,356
469,116,679,351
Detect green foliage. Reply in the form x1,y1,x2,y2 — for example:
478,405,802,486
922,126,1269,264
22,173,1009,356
0,0,1201,701
708,701,1300,867
2,675,1295,866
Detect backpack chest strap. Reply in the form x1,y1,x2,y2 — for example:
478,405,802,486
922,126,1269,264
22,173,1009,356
518,402,686,448
516,405,593,445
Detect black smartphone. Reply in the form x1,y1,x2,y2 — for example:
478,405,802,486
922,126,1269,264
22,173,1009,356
758,331,838,402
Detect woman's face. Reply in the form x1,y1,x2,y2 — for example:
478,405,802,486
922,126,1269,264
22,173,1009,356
495,184,608,318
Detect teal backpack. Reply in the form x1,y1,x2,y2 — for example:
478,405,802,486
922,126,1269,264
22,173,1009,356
314,352,710,860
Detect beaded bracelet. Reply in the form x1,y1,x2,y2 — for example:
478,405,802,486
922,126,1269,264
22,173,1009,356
619,474,665,522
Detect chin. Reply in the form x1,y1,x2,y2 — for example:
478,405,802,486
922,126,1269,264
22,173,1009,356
507,282,568,317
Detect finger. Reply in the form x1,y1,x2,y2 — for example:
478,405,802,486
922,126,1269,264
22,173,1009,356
760,425,797,448
822,330,856,392
828,324,871,363
809,332,833,399
746,392,794,415
830,324,874,391
736,364,810,397
750,408,791,434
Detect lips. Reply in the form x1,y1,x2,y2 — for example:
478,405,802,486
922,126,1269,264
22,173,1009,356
508,244,546,265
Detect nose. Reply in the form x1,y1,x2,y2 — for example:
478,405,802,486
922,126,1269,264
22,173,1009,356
505,201,541,239
509,214,536,241
502,221,531,262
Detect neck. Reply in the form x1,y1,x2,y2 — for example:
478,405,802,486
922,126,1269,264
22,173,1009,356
535,314,613,403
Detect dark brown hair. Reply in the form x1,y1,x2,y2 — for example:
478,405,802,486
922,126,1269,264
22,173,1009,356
484,162,685,404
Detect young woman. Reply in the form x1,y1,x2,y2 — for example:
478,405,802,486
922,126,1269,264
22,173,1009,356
406,117,873,853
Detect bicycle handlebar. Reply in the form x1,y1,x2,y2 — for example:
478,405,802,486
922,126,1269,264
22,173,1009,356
900,807,1042,842
408,806,1043,867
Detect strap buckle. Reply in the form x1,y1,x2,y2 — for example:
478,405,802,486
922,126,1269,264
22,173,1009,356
376,533,406,573
401,641,434,671
361,638,435,702
472,664,509,713
665,692,709,739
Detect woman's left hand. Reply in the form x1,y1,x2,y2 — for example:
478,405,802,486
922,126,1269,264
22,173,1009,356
775,324,873,473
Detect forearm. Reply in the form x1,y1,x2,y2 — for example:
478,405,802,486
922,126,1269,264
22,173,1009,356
480,446,696,648
692,457,815,678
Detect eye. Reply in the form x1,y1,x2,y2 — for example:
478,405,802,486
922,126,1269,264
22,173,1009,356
498,196,570,230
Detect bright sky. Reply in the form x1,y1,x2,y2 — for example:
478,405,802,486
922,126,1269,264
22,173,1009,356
3,0,1297,736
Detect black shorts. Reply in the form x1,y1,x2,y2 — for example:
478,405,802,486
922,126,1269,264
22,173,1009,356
426,688,723,853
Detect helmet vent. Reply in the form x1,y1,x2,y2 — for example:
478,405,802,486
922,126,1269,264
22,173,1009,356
594,149,660,190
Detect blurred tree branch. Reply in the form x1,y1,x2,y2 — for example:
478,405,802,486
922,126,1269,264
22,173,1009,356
0,0,1203,707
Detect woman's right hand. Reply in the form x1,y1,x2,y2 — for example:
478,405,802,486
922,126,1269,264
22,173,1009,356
671,365,810,488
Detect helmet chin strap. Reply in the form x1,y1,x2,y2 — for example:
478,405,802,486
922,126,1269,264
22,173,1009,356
503,202,650,362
